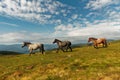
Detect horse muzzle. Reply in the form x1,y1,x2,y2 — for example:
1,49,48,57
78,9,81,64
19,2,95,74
21,46,24,48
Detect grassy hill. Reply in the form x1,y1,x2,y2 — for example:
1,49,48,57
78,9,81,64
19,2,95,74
0,40,120,80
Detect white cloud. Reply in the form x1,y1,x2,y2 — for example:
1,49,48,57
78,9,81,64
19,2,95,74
0,0,74,24
53,20,120,40
0,22,18,27
0,20,120,44
107,9,120,21
0,32,51,44
85,0,120,10
52,0,120,42
0,0,120,44
86,0,120,28
71,14,78,19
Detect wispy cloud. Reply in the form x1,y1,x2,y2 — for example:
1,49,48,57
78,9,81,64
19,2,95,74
0,22,18,27
0,0,75,24
85,0,119,10
85,0,120,28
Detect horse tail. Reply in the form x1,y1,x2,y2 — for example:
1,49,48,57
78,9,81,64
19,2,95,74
41,44,45,54
69,41,72,46
104,39,108,47
68,41,72,51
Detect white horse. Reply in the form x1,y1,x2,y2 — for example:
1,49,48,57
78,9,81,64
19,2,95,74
22,42,45,55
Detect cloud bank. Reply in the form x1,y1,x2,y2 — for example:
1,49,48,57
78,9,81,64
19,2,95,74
0,0,120,44
54,21,120,38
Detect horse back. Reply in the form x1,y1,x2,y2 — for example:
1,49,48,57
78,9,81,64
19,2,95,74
97,38,107,43
29,43,42,50
100,38,106,41
62,41,71,46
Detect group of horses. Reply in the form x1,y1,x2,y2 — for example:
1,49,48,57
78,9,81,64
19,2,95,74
22,37,108,55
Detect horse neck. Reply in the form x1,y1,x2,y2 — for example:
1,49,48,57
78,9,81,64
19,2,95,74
26,43,31,47
56,40,62,45
90,38,97,43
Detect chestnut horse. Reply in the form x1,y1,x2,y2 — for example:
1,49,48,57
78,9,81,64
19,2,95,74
53,39,72,53
88,37,107,48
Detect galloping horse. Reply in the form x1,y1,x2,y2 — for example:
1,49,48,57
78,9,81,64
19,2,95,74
22,42,45,55
88,37,107,48
53,39,72,53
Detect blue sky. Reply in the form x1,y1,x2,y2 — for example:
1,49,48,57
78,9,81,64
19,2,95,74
0,0,120,44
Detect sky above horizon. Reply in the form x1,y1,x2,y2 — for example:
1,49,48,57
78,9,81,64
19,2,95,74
0,0,120,44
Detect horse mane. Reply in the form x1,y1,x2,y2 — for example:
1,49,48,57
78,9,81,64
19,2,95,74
24,42,32,44
89,37,97,40
55,39,62,42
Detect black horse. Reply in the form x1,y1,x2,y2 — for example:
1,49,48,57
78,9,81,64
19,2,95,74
53,39,72,53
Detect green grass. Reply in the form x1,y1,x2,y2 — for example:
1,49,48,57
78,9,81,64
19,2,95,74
0,40,120,80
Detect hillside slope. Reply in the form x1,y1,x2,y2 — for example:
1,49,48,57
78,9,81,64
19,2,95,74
0,40,120,80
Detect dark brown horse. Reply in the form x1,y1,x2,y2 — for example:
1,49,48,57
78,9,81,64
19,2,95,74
53,39,72,53
88,37,107,48
22,42,45,55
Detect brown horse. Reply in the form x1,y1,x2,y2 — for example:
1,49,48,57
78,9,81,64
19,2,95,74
88,37,107,48
53,39,72,53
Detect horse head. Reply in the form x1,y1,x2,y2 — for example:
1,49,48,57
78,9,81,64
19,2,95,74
53,39,58,44
88,37,97,42
22,42,31,48
88,38,91,42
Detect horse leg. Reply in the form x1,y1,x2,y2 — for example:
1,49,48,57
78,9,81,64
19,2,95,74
41,44,45,54
41,49,43,54
39,48,44,54
66,46,69,52
56,48,59,53
61,47,65,52
102,42,105,47
100,41,105,47
66,45,72,52
69,42,72,52
39,48,42,54
93,44,96,48
96,44,98,49
102,41,106,48
29,50,33,56
104,40,108,47
69,46,72,52
41,48,45,54
93,42,96,48
94,44,98,49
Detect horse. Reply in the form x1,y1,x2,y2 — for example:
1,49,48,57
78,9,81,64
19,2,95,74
22,42,45,55
88,37,107,48
53,39,72,53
